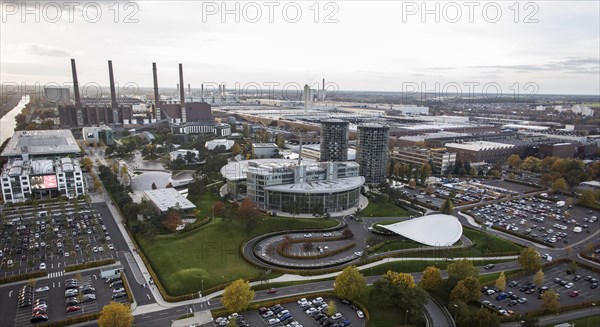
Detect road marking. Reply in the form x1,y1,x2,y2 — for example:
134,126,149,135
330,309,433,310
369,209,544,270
8,290,12,297
93,274,97,280
146,293,151,300
159,312,168,316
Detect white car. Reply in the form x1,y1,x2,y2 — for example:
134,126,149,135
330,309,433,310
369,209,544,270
108,244,114,250
565,282,574,289
323,233,332,237
267,318,280,325
356,310,364,319
297,298,307,305
354,252,363,257
35,286,50,293
305,308,318,315
331,313,343,320
303,233,312,238
98,246,104,252
39,263,46,270
93,247,98,253
112,287,125,293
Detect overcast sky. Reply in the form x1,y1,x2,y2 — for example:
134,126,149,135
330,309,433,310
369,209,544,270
1,1,599,95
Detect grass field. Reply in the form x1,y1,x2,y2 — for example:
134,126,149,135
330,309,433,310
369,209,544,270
363,259,515,277
361,201,409,217
138,217,339,296
356,286,409,327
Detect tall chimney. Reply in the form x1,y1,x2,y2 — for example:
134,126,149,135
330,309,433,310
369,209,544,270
70,58,83,126
152,62,161,120
108,60,119,124
201,84,204,98
179,63,186,123
322,78,325,101
222,83,226,97
188,83,191,96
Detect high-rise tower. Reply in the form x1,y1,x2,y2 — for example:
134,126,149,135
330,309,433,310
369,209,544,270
320,119,349,162
356,123,390,185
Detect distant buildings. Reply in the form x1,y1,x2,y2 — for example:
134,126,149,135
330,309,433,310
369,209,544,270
391,147,456,174
205,139,235,151
356,123,390,185
393,105,429,116
143,188,196,214
43,87,70,103
1,130,81,160
320,119,349,162
444,141,517,163
539,143,577,158
82,125,114,146
221,159,364,214
169,149,200,162
252,143,279,158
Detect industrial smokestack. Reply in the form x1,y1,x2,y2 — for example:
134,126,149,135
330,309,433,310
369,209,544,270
108,60,119,124
201,84,204,98
222,83,226,97
322,78,325,101
179,63,186,123
152,62,161,120
70,58,83,126
303,84,310,113
108,60,117,108
188,83,190,96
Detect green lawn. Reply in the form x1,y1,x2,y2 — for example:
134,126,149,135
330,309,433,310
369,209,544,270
137,217,339,296
462,228,523,255
373,241,423,253
547,314,600,327
187,188,222,219
363,259,515,277
361,201,409,217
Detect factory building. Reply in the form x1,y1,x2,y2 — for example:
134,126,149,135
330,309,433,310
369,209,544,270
539,143,577,158
356,123,390,185
252,143,279,158
82,125,114,146
391,147,456,174
444,141,517,163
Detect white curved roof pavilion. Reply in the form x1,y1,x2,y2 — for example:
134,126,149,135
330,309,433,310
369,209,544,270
380,214,463,246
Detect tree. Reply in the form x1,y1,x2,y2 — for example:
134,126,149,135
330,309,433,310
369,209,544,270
384,271,416,288
408,179,416,188
447,259,479,287
534,270,545,286
552,178,569,192
161,210,182,233
326,300,337,316
506,154,521,169
420,163,431,185
522,157,541,172
151,182,157,190
420,266,442,291
302,241,314,252
440,197,454,214
541,290,560,314
449,300,471,327
569,261,578,274
221,279,255,312
231,142,242,155
342,228,354,238
521,316,540,327
334,266,366,301
495,271,506,291
279,235,292,253
370,273,428,325
212,201,225,217
577,189,597,207
98,302,134,327
518,247,542,272
80,157,94,171
469,308,500,327
450,276,480,303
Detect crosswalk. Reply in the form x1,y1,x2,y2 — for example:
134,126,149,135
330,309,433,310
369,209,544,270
47,271,64,279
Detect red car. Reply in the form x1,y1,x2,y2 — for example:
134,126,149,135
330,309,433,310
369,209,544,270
569,291,579,297
266,288,277,294
66,306,81,313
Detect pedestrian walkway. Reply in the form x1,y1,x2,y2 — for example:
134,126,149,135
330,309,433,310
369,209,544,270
47,270,64,279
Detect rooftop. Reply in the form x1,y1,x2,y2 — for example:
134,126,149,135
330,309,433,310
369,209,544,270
252,143,278,148
264,176,365,194
380,214,463,246
220,158,318,181
1,130,80,158
143,188,196,212
444,141,515,151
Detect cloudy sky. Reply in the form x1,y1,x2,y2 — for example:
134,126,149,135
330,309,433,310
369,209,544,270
1,0,599,95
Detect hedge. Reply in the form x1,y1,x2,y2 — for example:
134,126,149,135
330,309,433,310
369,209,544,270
0,271,46,285
38,313,101,327
278,243,356,260
120,271,134,304
64,259,115,272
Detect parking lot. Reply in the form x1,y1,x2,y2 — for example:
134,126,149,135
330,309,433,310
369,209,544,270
0,200,118,278
480,263,600,316
9,268,129,325
215,297,366,327
466,196,598,248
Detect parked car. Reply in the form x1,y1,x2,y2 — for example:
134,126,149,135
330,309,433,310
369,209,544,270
266,288,277,294
484,264,494,269
66,306,81,313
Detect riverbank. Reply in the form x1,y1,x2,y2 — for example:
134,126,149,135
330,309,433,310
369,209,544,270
0,94,21,118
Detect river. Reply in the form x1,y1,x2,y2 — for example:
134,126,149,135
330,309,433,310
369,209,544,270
0,95,30,145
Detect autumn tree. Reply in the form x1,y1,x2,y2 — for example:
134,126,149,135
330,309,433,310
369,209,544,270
231,142,242,155
450,276,480,303
384,271,416,288
237,198,258,220
161,210,183,233
342,227,354,238
506,154,522,169
447,259,479,287
522,157,541,172
577,189,597,207
541,290,560,314
534,270,545,286
279,235,292,253
408,179,417,188
469,308,500,327
420,163,432,185
221,279,255,312
518,247,542,272
334,266,366,301
420,266,442,291
302,242,314,252
212,201,225,217
370,271,428,325
98,302,134,327
80,157,94,171
495,271,506,291
552,178,569,192
326,300,337,316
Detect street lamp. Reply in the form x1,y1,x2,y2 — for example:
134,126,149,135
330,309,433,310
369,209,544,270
405,309,408,325
588,303,597,327
453,304,458,324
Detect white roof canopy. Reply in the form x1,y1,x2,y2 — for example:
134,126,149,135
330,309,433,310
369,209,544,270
380,214,463,246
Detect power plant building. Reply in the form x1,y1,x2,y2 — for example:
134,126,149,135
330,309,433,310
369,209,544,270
320,119,349,162
356,123,390,185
